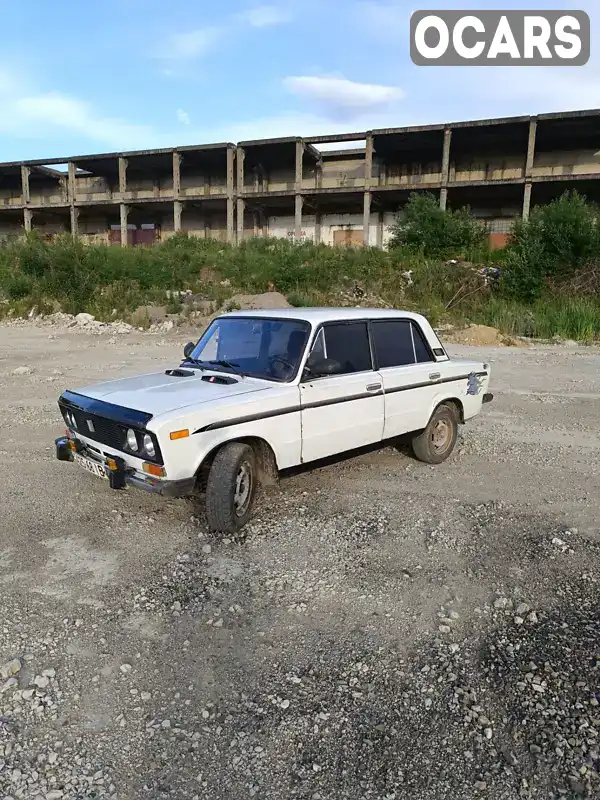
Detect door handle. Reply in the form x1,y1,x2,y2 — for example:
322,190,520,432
366,383,381,392
429,372,441,381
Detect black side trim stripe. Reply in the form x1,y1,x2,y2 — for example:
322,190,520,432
384,371,487,396
193,372,487,434
59,391,153,429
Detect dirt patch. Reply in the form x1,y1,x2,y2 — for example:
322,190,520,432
441,324,528,348
222,291,291,312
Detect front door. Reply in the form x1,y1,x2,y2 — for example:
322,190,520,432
299,320,384,464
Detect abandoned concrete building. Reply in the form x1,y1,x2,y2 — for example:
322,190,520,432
1,108,599,249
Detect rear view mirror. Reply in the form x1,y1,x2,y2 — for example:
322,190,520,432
307,357,342,377
183,342,195,359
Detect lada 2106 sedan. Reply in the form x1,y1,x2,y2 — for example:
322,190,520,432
55,308,493,532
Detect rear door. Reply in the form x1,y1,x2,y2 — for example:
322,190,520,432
371,318,441,438
299,320,384,464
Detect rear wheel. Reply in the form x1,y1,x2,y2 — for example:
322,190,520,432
411,403,458,465
205,442,257,533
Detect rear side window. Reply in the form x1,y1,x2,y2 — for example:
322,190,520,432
320,322,373,374
412,323,433,363
372,320,433,368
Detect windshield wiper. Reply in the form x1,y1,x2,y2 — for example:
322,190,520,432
208,360,244,377
182,357,207,371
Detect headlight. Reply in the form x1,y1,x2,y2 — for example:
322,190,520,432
143,434,155,458
126,429,138,451
66,411,77,429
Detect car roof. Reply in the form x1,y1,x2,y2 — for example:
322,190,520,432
218,307,427,325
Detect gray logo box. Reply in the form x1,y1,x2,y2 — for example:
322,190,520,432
410,10,590,66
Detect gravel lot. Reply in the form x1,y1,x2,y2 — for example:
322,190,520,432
0,322,598,800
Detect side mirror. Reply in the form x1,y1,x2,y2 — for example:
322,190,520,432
307,357,342,377
183,342,196,359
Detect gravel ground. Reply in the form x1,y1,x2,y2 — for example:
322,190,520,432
0,323,598,800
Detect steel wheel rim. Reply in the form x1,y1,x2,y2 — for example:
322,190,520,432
431,419,452,453
233,461,253,516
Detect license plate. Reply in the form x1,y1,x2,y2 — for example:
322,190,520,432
74,453,108,480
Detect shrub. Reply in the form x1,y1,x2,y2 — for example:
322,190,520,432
501,190,600,301
387,192,486,258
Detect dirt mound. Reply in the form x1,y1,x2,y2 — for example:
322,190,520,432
441,324,528,348
222,291,291,312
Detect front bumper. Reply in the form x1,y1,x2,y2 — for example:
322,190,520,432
55,436,196,498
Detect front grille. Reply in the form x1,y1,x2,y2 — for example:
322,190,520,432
58,391,164,465
61,406,124,451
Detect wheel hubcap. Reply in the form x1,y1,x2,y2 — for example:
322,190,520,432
233,462,253,516
431,419,451,452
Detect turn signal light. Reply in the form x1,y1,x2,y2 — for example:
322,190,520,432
106,458,119,471
68,440,76,452
143,462,166,478
170,429,189,440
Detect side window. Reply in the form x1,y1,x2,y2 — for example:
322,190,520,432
309,328,326,361
412,322,434,363
372,320,434,367
372,320,415,367
322,322,372,374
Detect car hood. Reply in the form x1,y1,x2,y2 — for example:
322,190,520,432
69,369,270,417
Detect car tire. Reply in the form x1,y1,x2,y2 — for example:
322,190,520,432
411,403,458,465
205,442,258,533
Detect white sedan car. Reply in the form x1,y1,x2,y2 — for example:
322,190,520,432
55,308,493,532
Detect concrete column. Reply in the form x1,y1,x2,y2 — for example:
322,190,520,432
440,127,452,209
23,207,33,233
523,183,532,220
364,133,373,189
172,151,181,198
118,157,127,196
70,206,79,237
295,140,303,191
294,140,304,242
21,166,30,204
363,191,371,247
525,119,537,177
236,146,245,195
120,203,129,247
294,194,303,241
226,147,235,244
253,211,260,237
376,211,384,249
237,198,245,244
315,212,321,244
174,200,183,232
67,162,77,204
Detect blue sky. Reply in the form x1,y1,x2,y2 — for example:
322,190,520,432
0,0,599,161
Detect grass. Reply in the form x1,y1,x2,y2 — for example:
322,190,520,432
0,231,598,342
472,296,600,341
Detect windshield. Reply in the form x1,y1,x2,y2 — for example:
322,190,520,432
186,317,311,381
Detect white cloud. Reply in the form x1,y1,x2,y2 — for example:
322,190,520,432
235,5,293,28
159,27,221,61
283,75,405,120
177,108,191,125
0,72,157,149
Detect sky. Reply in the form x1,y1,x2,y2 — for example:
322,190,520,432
0,0,599,161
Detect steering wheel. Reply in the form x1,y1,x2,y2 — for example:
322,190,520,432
268,355,294,376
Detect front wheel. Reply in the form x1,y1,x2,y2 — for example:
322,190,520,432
411,403,458,465
205,442,257,533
